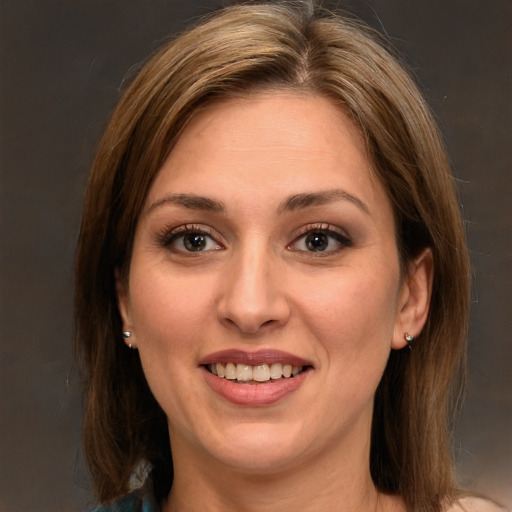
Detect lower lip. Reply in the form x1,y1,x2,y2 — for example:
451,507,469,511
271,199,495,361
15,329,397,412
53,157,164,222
201,366,310,406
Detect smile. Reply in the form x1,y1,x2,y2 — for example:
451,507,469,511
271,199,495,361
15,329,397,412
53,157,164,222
207,362,305,383
200,349,313,405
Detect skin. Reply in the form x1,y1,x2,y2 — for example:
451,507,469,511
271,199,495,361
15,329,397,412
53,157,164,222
117,92,433,512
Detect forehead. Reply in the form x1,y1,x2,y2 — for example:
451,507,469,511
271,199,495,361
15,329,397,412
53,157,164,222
145,92,386,216
174,92,367,161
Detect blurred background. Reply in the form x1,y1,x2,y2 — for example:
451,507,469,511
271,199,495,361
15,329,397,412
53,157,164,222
1,1,510,510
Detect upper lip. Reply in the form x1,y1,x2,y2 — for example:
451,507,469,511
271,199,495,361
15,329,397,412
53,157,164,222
199,349,313,367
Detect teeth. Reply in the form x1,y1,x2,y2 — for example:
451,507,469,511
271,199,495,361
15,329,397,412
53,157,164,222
269,363,282,379
225,363,237,380
253,364,271,382
237,364,252,381
208,362,304,382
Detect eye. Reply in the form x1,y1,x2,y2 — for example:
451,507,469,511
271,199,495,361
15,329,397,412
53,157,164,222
289,225,352,253
163,225,223,253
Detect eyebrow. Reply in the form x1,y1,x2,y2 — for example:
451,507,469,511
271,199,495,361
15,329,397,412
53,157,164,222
145,193,225,215
145,188,369,216
278,189,369,214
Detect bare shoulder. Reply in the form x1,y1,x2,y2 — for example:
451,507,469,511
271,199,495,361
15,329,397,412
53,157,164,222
445,497,510,512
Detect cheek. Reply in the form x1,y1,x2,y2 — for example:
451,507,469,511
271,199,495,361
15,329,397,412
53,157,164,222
131,268,212,331
301,270,400,414
127,269,216,415
296,264,401,360
128,268,218,380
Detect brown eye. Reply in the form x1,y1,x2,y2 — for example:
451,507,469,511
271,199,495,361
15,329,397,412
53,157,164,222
305,233,329,251
164,227,222,253
289,226,352,254
183,233,208,251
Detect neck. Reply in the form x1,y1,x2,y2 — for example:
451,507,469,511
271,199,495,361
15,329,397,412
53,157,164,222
162,426,404,512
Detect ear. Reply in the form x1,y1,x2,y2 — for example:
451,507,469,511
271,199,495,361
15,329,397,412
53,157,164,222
391,248,434,350
115,267,134,341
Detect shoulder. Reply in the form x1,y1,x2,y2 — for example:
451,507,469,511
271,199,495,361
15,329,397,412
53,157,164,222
445,497,510,512
91,493,141,512
91,493,138,512
90,488,159,512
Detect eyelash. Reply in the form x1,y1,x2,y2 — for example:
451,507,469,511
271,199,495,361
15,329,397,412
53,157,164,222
157,223,352,255
289,223,353,254
159,224,222,254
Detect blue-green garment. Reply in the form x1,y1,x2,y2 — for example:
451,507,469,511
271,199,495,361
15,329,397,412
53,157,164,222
92,487,159,512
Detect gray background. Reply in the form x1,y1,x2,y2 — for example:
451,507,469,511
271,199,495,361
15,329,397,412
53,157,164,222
1,1,511,510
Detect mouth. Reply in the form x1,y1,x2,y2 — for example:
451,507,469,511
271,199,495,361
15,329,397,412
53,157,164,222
199,349,313,405
205,362,308,383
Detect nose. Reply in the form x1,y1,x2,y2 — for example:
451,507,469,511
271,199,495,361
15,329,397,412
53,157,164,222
216,245,291,335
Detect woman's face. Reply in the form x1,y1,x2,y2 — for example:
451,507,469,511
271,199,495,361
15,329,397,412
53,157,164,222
118,93,429,476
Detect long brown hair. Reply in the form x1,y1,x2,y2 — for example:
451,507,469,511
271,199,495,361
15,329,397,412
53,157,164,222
75,2,470,510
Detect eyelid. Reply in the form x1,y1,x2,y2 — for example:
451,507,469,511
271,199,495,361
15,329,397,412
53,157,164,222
291,223,351,241
158,223,224,252
288,223,352,252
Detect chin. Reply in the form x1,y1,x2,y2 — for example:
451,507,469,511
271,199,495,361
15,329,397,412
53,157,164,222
184,420,310,474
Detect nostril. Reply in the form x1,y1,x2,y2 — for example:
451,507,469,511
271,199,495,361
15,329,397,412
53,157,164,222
216,277,291,334
219,315,280,335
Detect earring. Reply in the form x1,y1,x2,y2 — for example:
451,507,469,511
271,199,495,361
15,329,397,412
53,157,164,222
405,333,417,349
122,331,133,349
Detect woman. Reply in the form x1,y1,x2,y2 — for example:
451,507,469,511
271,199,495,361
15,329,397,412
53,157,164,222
75,2,502,511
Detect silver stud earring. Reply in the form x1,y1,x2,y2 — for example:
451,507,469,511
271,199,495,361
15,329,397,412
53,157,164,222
405,332,416,349
122,331,133,349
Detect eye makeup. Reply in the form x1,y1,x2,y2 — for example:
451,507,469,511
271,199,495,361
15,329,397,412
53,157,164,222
288,223,353,255
157,223,223,254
